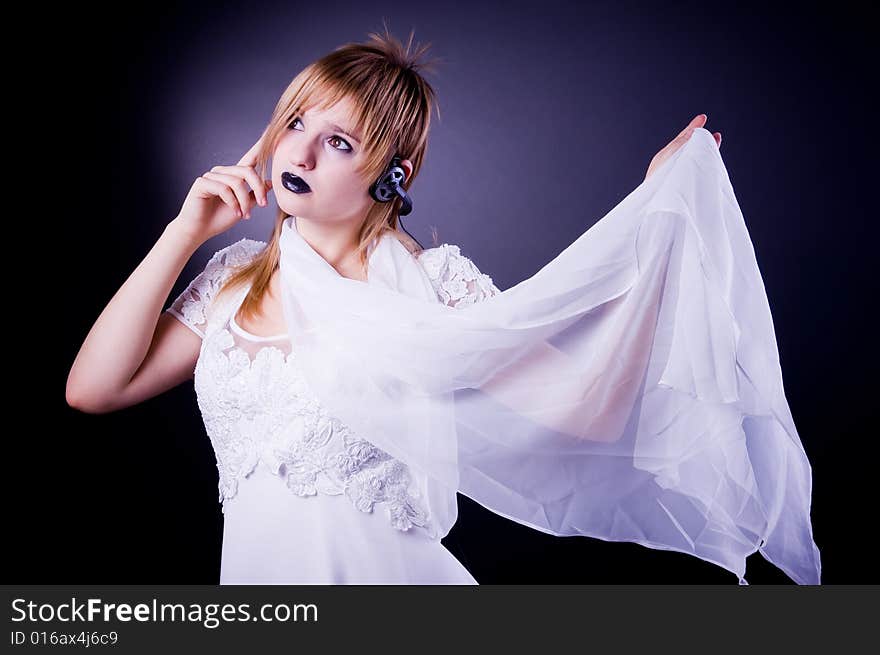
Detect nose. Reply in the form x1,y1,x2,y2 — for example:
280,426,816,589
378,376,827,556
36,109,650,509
287,140,316,171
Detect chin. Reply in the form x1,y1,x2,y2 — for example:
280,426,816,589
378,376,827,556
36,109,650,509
277,196,312,215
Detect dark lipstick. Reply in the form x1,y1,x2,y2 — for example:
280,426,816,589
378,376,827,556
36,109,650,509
281,172,312,194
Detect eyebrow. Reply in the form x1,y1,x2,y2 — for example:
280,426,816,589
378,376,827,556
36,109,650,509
301,113,362,144
328,122,362,144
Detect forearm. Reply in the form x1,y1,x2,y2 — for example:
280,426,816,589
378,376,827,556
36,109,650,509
478,339,625,442
66,218,204,408
479,277,659,443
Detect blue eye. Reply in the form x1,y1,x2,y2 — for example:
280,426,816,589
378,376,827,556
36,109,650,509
288,117,353,152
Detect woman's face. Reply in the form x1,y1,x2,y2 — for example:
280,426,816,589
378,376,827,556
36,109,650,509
271,95,374,227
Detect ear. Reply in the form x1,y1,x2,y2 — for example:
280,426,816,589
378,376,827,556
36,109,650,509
400,158,414,183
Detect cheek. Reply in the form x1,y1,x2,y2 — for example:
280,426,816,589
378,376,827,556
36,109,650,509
333,164,367,189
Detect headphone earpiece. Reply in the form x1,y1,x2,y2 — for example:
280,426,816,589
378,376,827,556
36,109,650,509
369,155,413,216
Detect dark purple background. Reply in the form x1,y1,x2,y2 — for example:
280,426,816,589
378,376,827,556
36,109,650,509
17,0,873,583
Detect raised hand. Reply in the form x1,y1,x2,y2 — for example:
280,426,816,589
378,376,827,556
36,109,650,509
172,129,274,245
644,114,722,182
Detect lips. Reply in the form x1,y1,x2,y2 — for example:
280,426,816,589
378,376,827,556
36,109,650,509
281,172,312,194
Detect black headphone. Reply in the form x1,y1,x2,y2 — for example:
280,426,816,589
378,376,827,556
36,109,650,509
368,154,423,249
369,155,413,216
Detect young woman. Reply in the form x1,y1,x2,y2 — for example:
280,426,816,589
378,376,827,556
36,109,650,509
66,26,819,586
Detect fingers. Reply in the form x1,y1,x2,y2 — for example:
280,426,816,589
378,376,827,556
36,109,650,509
202,167,270,219
196,176,245,217
201,171,250,218
202,173,262,218
211,164,270,207
677,113,707,139
648,115,721,181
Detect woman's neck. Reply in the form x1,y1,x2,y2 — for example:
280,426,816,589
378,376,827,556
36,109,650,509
294,215,362,272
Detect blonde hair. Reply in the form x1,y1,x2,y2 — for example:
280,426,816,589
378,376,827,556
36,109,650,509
217,21,443,323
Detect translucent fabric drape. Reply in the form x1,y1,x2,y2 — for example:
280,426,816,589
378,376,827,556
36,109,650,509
277,128,821,585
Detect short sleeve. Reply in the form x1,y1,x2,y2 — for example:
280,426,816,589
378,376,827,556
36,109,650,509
165,238,267,339
417,244,501,307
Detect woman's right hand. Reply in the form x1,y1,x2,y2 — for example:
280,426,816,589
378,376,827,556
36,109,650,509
171,130,273,244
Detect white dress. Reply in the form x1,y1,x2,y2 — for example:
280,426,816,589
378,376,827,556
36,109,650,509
165,236,500,584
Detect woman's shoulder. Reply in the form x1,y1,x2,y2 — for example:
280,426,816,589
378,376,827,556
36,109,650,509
191,237,268,300
415,243,465,273
207,237,268,268
165,238,267,337
415,243,500,306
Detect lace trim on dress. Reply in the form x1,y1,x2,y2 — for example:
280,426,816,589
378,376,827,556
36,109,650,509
200,323,434,536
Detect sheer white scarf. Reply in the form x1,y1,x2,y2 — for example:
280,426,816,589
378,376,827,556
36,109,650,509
277,128,821,585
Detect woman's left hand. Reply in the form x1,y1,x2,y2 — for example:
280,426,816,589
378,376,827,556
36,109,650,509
644,114,722,181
